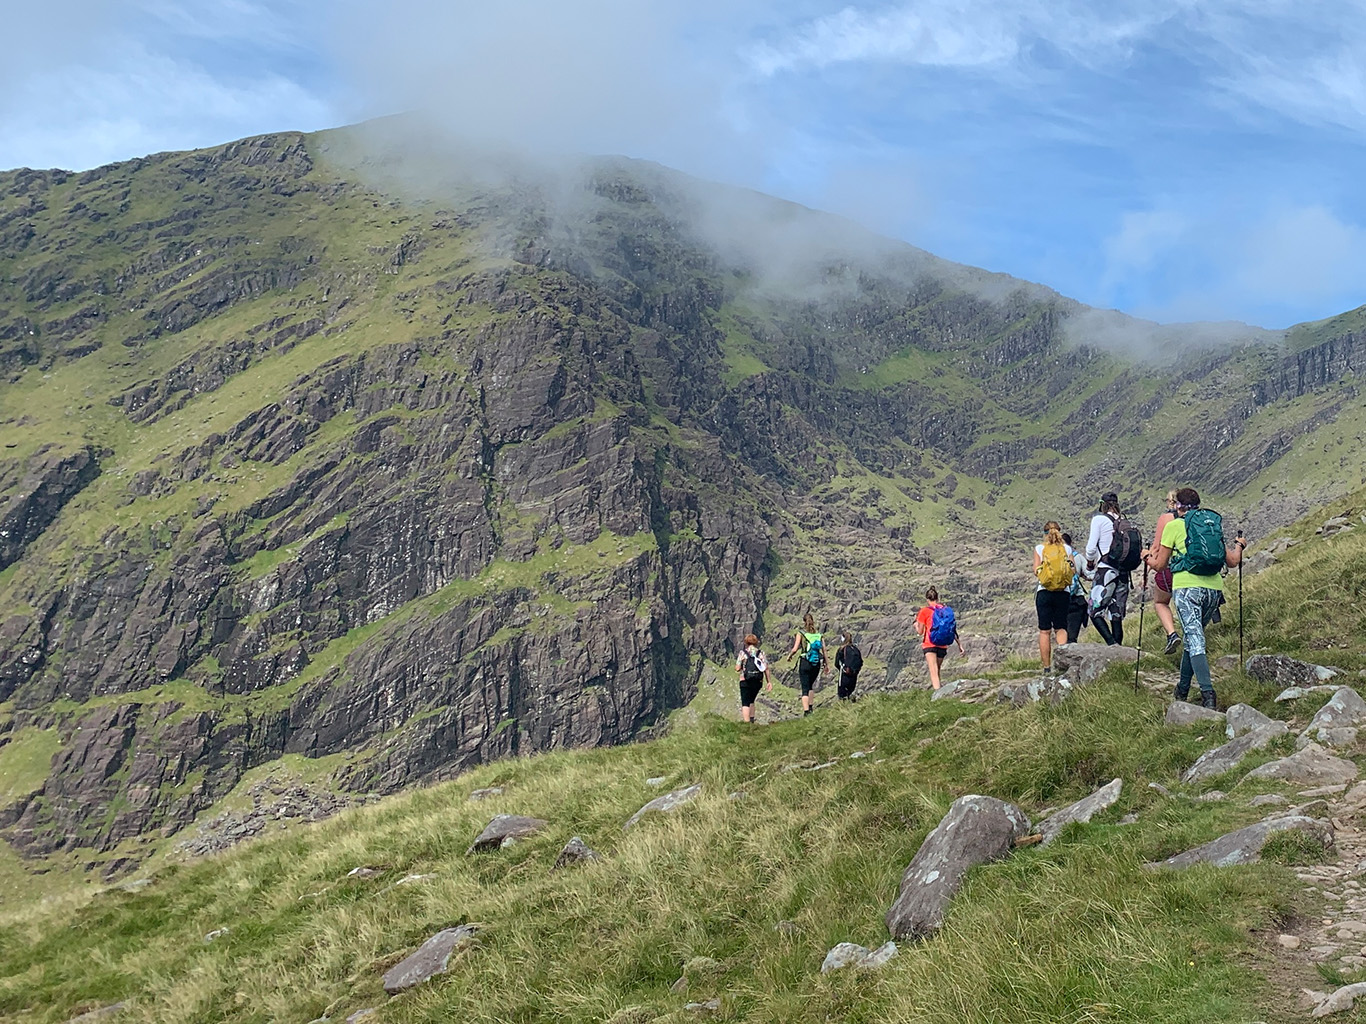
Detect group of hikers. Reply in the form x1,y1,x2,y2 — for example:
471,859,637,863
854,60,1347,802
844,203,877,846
734,488,1246,720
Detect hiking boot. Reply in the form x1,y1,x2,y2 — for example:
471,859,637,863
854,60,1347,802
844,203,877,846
1173,683,1191,702
803,708,813,717
1163,632,1181,655
1200,690,1218,710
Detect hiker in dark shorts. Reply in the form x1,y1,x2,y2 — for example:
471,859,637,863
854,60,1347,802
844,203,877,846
734,633,773,723
1062,532,1091,643
1148,490,1181,653
915,587,964,689
1033,521,1073,673
834,633,863,700
788,613,827,716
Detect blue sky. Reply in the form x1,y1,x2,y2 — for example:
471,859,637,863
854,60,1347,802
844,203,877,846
2,0,1364,330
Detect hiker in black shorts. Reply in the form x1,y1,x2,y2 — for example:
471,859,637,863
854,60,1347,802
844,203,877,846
788,613,827,716
734,633,773,723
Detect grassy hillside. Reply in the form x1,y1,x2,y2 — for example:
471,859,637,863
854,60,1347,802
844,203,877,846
0,679,1314,1024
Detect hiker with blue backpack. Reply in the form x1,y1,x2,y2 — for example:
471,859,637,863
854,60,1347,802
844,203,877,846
915,587,964,690
1143,487,1244,710
788,613,828,716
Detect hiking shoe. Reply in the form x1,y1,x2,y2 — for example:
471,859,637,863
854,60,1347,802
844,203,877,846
1200,691,1218,710
1163,632,1181,655
1173,685,1191,702
803,708,813,717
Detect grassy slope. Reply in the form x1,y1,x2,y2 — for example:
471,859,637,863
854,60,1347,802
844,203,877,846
0,676,1315,1024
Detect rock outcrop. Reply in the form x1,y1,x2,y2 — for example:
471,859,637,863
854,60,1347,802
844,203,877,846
624,784,702,830
1298,687,1366,749
1036,779,1122,845
1243,743,1360,786
885,795,1030,940
467,815,548,854
1246,655,1338,688
1148,813,1333,869
1181,723,1289,784
381,925,482,994
1051,644,1138,686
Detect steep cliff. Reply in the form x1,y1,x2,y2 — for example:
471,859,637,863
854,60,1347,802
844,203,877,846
0,127,1362,867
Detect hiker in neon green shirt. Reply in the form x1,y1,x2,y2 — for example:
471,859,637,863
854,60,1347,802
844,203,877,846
1143,487,1244,710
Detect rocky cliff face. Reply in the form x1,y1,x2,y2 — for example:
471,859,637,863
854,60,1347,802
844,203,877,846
0,128,1362,867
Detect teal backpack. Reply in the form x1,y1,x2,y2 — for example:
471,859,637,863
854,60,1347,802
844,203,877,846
1172,509,1226,576
801,633,824,664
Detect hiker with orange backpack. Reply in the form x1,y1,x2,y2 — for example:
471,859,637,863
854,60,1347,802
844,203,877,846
1033,521,1075,674
915,587,965,690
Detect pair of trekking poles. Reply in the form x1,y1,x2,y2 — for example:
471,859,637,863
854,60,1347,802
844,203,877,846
1132,529,1244,691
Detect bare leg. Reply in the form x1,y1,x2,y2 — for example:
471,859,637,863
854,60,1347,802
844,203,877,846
924,650,942,688
1155,590,1176,635
1054,628,1067,650
741,704,753,723
1038,629,1052,669
802,693,812,712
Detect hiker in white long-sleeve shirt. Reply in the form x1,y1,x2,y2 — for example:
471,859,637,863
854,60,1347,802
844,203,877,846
1084,491,1142,646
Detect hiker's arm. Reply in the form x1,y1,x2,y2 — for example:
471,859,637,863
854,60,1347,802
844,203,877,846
1225,538,1245,568
1032,548,1042,572
765,666,773,691
788,633,800,656
956,636,966,654
1085,517,1103,566
1146,543,1172,572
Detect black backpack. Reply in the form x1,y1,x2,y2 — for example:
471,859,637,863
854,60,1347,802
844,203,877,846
841,644,863,675
1105,514,1144,571
741,650,765,683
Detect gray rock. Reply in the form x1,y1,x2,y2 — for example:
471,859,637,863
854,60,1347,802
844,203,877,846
931,680,961,701
1196,790,1227,802
1148,814,1333,869
381,924,481,994
1165,702,1226,727
1248,654,1338,688
1225,703,1275,738
683,999,721,1012
203,927,230,943
1275,685,1341,703
885,795,1031,940
624,784,702,830
645,776,668,787
346,866,381,879
1299,687,1366,748
1181,722,1289,783
466,814,548,854
1250,794,1290,808
345,1011,376,1023
1117,813,1139,825
774,920,800,935
1311,981,1366,1017
1300,784,1349,797
1244,742,1359,786
1036,779,1122,845
552,836,600,870
820,940,899,972
1148,782,1175,798
468,787,504,801
64,1005,126,1023
998,675,1073,708
1052,643,1138,685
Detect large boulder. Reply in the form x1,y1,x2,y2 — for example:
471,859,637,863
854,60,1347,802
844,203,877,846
1312,982,1366,1017
381,924,481,994
466,814,548,854
1243,742,1359,786
1225,703,1275,738
1036,779,1123,845
1246,654,1337,689
623,784,701,830
1052,644,1138,686
997,676,1072,708
1165,703,1225,728
1147,813,1333,870
885,795,1030,941
1181,722,1289,783
1297,687,1366,749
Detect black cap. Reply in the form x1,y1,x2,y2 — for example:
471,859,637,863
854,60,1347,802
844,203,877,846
1100,491,1118,505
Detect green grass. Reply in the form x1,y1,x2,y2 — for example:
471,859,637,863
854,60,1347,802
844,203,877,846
0,727,59,805
0,679,1309,1024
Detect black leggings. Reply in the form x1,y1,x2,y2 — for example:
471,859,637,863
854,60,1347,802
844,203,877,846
798,660,820,695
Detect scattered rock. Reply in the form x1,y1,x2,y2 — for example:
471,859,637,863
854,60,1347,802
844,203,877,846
682,956,722,979
466,814,548,854
645,777,668,787
820,941,898,972
1278,933,1302,950
173,779,354,857
1197,790,1228,802
1298,687,1366,748
885,795,1031,940
391,873,436,887
345,1010,376,1023
1148,813,1333,869
998,675,1073,707
1251,794,1290,808
1166,702,1226,727
1118,813,1139,825
683,998,721,1013
63,1004,126,1023
1312,982,1366,1017
117,878,152,893
1244,742,1359,786
1248,654,1338,689
1036,779,1122,845
1300,785,1349,798
347,866,381,879
469,787,504,801
727,791,746,801
203,927,230,943
1148,782,1175,798
1276,686,1342,703
381,924,481,994
604,1008,655,1024
552,836,600,871
623,784,702,830
1181,723,1289,783
1052,643,1139,685
774,920,800,935
1225,704,1276,738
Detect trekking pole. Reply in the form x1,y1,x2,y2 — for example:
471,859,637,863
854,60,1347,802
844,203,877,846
1237,529,1245,669
1134,565,1149,693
